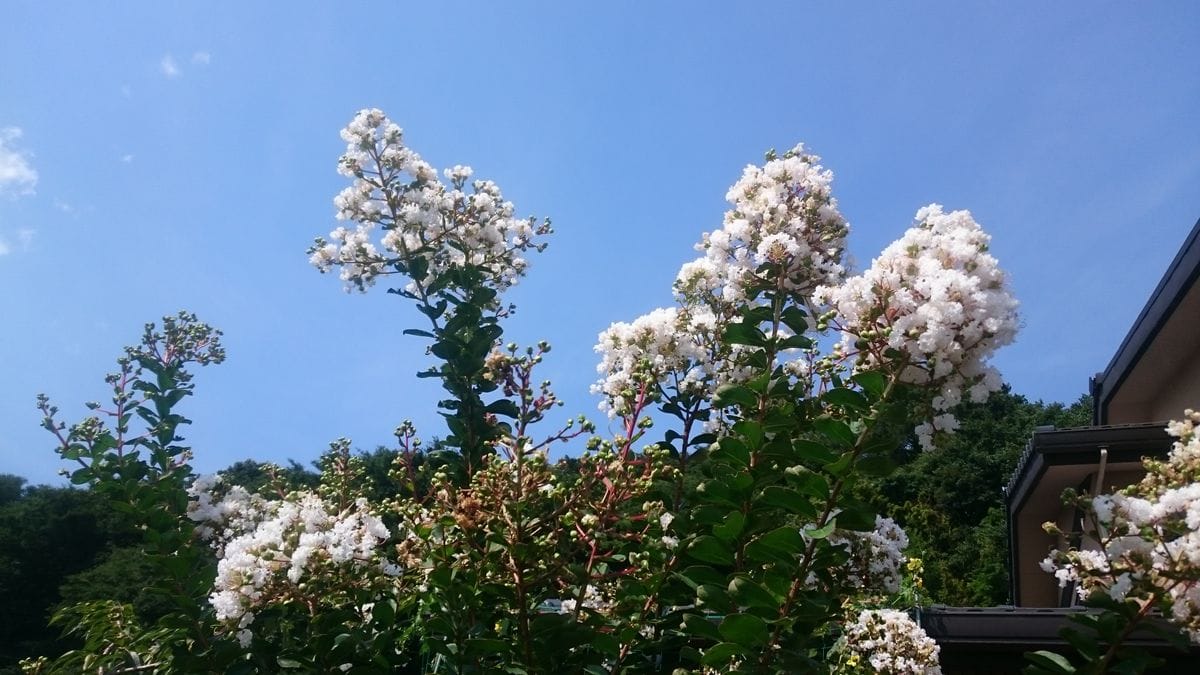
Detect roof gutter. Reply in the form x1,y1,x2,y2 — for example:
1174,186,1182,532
1093,216,1200,425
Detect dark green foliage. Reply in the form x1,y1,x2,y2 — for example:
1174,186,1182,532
218,459,319,493
867,389,1093,606
57,546,170,622
398,262,512,476
0,480,135,671
0,475,25,506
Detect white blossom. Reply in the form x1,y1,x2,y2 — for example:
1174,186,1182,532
309,109,550,295
196,489,395,630
591,307,716,416
829,516,910,595
1041,410,1200,643
816,205,1018,449
678,145,849,307
839,609,941,674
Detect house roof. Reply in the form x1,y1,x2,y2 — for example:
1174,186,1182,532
1004,423,1172,512
1003,423,1172,607
1091,216,1200,425
921,605,1178,648
921,606,1197,674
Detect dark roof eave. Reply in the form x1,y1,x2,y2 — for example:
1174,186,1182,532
1004,422,1173,516
1003,423,1173,607
1093,216,1200,425
920,606,1190,650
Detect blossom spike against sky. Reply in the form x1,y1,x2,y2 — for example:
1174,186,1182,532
2,3,1199,484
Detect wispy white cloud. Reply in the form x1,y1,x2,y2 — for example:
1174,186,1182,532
160,54,181,79
192,51,211,65
0,127,37,197
0,228,34,256
120,84,132,97
53,199,75,214
120,153,134,164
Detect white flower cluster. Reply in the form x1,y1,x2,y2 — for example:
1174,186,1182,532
839,609,942,674
559,584,613,616
591,307,719,416
1042,410,1200,642
309,108,549,293
190,484,397,640
816,205,1018,450
678,144,848,307
830,516,910,595
187,474,270,552
593,146,843,417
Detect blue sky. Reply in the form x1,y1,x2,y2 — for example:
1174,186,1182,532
2,2,1199,485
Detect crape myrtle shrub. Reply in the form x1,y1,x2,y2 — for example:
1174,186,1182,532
25,109,1029,674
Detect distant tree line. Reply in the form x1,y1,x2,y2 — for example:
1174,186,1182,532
869,388,1092,607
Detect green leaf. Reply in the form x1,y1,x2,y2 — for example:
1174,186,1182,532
1059,627,1101,660
697,480,737,507
744,372,771,394
862,434,901,457
793,439,837,464
710,437,750,468
758,436,794,463
835,503,875,531
824,453,854,477
430,340,462,360
688,535,734,565
681,613,722,642
465,638,511,656
777,334,814,350
757,486,817,519
751,526,805,554
813,417,856,447
823,387,869,411
713,384,758,409
406,255,430,280
723,322,767,348
744,305,775,324
728,576,778,610
719,613,768,646
1024,650,1076,674
780,306,809,334
783,468,830,500
697,584,732,612
701,642,746,667
678,565,725,590
417,300,448,321
692,505,731,526
402,328,435,338
713,511,746,542
485,399,521,419
371,599,396,625
729,469,754,495
851,371,887,398
732,419,764,448
805,520,837,539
